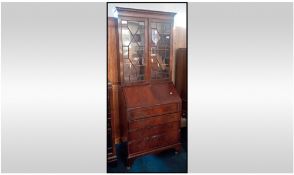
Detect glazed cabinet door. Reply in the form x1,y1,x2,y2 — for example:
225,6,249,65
118,17,148,84
149,19,173,81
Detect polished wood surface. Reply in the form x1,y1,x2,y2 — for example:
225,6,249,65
108,17,120,83
175,48,187,119
172,27,186,82
128,121,179,140
128,129,179,154
108,17,120,144
128,103,179,120
107,83,117,163
123,82,181,109
115,7,176,20
121,83,182,167
129,112,180,130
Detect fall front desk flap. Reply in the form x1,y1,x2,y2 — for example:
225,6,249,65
123,82,181,109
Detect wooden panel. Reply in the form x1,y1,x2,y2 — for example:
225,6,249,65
108,17,120,83
107,84,117,163
128,103,178,120
129,112,180,130
175,48,187,119
128,130,179,154
119,85,128,142
111,84,120,143
150,82,181,103
124,84,156,108
108,17,121,143
128,121,180,141
173,27,186,49
115,7,176,21
172,27,186,83
123,82,181,109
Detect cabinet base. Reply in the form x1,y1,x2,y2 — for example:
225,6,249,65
126,143,181,168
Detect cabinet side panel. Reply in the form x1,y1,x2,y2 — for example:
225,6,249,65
108,17,120,83
108,17,121,143
119,86,128,142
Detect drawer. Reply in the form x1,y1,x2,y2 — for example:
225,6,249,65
128,130,179,154
128,121,180,141
129,113,180,130
128,103,179,120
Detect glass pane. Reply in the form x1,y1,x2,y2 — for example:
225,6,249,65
158,34,170,48
150,22,171,80
152,29,160,46
151,22,156,28
128,21,139,34
123,47,128,59
121,20,145,83
156,23,171,34
122,28,131,46
121,20,127,25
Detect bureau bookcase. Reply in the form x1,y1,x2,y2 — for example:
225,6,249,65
115,7,182,168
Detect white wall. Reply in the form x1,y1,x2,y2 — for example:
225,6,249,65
2,2,106,172
188,2,293,172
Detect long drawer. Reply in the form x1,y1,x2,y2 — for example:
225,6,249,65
128,121,180,141
128,112,180,130
128,103,179,120
128,130,179,154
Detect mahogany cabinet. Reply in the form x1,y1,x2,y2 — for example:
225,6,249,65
115,7,182,168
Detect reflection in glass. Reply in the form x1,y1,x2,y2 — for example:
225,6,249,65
121,20,145,82
121,20,127,25
122,28,131,46
152,29,160,46
123,47,128,59
150,22,171,80
157,23,171,34
128,21,139,34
